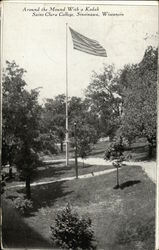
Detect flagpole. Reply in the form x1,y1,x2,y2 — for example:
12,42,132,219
66,23,69,166
67,27,106,168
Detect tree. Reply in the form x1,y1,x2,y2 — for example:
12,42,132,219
69,97,98,162
79,143,90,167
120,46,158,157
75,123,97,154
43,95,66,152
104,136,127,188
2,61,56,198
43,95,99,160
2,61,28,177
71,121,96,165
50,204,96,249
85,64,122,139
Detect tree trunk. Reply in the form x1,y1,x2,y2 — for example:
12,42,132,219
26,176,31,199
148,143,153,158
9,165,13,179
60,140,63,153
9,156,13,179
116,165,120,188
147,137,154,159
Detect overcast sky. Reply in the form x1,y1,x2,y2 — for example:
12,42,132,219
2,1,158,103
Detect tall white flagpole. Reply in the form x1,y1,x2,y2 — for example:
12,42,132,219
66,23,69,166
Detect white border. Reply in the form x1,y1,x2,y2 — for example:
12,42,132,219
0,1,158,250
1,1,158,6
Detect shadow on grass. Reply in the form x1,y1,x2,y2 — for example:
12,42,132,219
89,149,105,156
134,154,153,161
120,180,141,189
43,160,65,166
82,164,93,169
35,166,71,180
114,180,141,190
124,144,156,161
2,200,52,249
35,163,94,181
18,180,72,213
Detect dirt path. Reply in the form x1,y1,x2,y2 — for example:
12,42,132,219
6,158,156,190
125,161,156,183
82,158,156,183
84,158,156,183
44,157,157,183
6,168,116,190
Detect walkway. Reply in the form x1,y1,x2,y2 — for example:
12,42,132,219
6,168,116,190
44,157,157,183
6,158,156,189
83,158,156,183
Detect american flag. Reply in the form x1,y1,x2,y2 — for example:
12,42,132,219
69,27,107,57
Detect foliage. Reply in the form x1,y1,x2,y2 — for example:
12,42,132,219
2,61,26,166
2,61,40,197
69,97,99,158
70,121,98,159
2,61,40,154
2,61,56,198
104,136,128,161
85,64,122,138
78,142,90,160
104,136,127,188
44,95,99,157
71,120,97,158
119,46,157,154
13,197,33,215
50,204,96,250
85,46,157,149
43,95,66,152
14,145,41,179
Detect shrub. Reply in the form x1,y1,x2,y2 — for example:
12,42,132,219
104,136,127,188
104,136,128,161
50,204,96,249
13,197,33,215
124,152,133,161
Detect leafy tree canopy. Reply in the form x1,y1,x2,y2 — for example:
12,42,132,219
85,64,122,138
120,46,157,145
2,61,57,198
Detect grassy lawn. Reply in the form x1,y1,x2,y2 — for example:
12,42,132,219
35,161,113,181
41,140,108,161
88,139,155,161
2,164,155,250
88,140,109,158
5,161,113,187
41,138,155,162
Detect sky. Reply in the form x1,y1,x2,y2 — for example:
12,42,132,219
2,1,158,103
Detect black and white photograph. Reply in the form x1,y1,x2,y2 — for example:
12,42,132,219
0,1,158,249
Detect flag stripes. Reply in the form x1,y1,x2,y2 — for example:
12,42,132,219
69,27,107,57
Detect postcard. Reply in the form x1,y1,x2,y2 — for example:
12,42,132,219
1,1,158,249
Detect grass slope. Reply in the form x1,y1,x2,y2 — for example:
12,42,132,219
3,164,155,250
43,138,155,161
6,161,113,188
